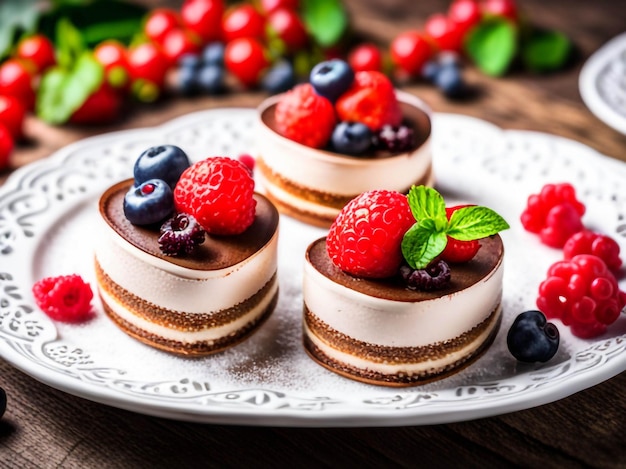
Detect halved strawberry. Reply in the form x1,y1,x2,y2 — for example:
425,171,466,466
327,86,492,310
440,204,481,263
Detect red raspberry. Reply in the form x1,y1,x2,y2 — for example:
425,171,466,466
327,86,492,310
32,275,94,323
274,83,336,148
173,157,256,235
537,254,626,338
326,190,415,278
563,230,622,274
335,70,402,131
440,205,481,263
520,182,586,248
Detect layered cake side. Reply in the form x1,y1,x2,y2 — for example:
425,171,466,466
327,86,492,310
93,147,279,356
301,186,509,386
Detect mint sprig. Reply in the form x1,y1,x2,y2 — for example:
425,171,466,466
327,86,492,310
401,186,510,269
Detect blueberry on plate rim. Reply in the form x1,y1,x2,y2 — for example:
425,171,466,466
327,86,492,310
507,310,560,363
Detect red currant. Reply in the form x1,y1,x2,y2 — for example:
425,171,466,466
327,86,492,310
390,31,434,77
267,8,308,52
425,13,464,52
222,4,266,43
0,94,26,140
144,8,182,45
563,230,622,274
440,205,481,263
161,28,201,66
127,42,169,100
261,0,298,14
94,40,130,89
448,0,482,35
481,0,519,22
15,34,56,74
181,0,224,43
0,123,13,170
0,59,36,110
348,43,383,72
224,37,269,87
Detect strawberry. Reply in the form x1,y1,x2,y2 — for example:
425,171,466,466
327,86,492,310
32,274,94,323
335,70,402,131
326,190,415,278
173,157,256,235
274,83,336,148
440,205,481,263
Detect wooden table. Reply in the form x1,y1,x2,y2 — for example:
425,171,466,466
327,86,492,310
1,0,625,466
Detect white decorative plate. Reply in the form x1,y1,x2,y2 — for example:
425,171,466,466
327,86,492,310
580,32,626,134
1,108,625,427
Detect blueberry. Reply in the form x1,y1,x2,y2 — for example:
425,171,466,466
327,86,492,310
421,60,440,83
202,42,225,66
134,145,191,189
331,121,372,155
178,53,201,70
196,64,225,94
261,60,296,94
434,63,466,98
124,179,174,226
507,310,560,363
310,59,354,102
177,65,199,96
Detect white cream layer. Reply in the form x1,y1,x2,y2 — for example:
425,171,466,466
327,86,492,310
303,256,504,348
100,279,278,343
255,91,432,197
94,217,279,314
304,306,500,375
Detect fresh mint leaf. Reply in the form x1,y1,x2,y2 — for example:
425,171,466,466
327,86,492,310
36,52,103,124
465,18,517,76
407,185,447,229
401,219,448,270
301,0,348,47
522,29,572,73
446,206,510,241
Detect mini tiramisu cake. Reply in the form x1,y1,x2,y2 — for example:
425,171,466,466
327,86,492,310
256,59,433,227
303,186,509,386
94,146,279,355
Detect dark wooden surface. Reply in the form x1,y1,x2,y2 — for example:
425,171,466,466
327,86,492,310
2,0,626,467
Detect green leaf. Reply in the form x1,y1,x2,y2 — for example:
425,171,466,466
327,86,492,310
36,51,104,125
0,0,41,60
465,18,517,76
401,220,448,270
406,185,447,228
55,17,85,69
301,0,348,47
521,29,572,73
447,206,510,241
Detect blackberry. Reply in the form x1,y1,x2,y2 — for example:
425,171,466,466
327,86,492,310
376,124,416,153
400,260,451,291
158,213,206,256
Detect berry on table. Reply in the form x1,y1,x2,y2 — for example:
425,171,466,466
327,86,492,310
335,70,402,131
181,0,224,43
224,37,270,87
482,0,519,22
15,34,56,74
0,95,26,140
261,0,299,14
94,40,130,90
274,83,336,148
221,4,266,43
425,13,464,52
173,157,257,235
331,121,372,155
158,213,206,256
133,145,191,189
202,42,225,66
448,0,482,35
267,7,309,52
127,42,170,101
143,8,182,45
160,28,201,67
124,179,175,225
326,190,416,278
507,310,560,363
348,43,383,72
520,182,586,248
69,84,123,125
196,63,226,94
434,61,467,98
0,124,14,171
260,59,296,94
0,59,36,110
390,31,434,77
309,59,354,102
536,254,626,338
32,274,94,323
